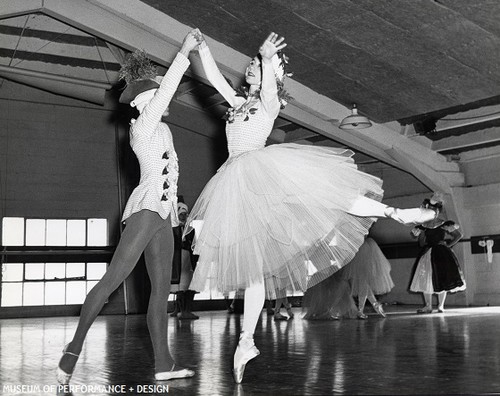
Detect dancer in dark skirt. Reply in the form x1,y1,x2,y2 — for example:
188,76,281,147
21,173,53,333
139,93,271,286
409,194,466,313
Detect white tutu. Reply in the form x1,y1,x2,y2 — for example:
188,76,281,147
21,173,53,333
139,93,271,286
343,237,394,296
185,143,383,299
303,266,358,320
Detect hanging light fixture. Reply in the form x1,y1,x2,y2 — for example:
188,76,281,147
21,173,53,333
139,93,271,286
339,104,372,130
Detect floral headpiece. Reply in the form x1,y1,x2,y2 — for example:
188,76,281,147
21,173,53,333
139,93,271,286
231,51,293,109
271,51,293,108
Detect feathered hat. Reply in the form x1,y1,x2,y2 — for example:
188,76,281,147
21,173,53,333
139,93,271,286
119,50,161,104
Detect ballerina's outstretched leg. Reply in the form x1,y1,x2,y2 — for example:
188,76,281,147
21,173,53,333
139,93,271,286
348,196,437,225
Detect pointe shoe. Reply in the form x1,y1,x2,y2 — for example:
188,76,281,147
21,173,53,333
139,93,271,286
233,332,260,384
417,306,433,314
437,307,445,313
357,311,368,320
373,302,386,318
274,312,288,321
285,304,295,319
155,364,195,381
56,344,79,385
385,207,437,225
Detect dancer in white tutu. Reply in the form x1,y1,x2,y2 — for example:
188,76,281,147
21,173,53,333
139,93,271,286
185,31,437,383
343,237,394,319
303,237,393,320
303,265,358,320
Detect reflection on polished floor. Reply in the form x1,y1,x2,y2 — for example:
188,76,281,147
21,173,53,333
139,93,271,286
1,305,500,395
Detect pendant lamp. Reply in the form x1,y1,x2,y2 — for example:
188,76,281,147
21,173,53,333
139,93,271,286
339,104,372,130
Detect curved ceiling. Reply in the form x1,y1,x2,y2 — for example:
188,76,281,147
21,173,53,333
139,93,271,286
2,0,500,200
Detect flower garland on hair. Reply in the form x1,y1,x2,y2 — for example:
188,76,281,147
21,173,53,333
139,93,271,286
275,51,294,108
222,51,293,123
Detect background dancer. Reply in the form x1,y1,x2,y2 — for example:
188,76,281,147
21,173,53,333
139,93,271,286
409,194,466,313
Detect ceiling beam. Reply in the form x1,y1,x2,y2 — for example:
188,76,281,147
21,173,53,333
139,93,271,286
0,0,43,19
284,128,318,143
433,127,500,154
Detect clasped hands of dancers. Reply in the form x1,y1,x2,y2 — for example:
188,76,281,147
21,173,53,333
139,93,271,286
57,28,437,386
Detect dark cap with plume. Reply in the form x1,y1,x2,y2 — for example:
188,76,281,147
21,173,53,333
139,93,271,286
119,50,161,104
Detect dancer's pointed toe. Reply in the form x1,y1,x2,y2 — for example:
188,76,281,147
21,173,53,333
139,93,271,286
373,302,386,318
233,347,260,384
155,364,195,381
273,312,288,321
233,332,260,384
417,306,433,314
56,367,72,385
385,207,437,225
356,311,368,320
56,344,79,385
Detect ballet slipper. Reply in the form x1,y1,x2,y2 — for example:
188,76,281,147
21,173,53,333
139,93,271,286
356,311,368,320
373,302,386,318
384,207,437,225
416,306,433,314
155,364,195,381
233,331,260,384
273,312,288,321
56,344,79,385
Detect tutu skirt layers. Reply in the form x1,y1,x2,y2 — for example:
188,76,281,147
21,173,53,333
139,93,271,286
185,143,383,299
343,237,394,297
303,266,358,319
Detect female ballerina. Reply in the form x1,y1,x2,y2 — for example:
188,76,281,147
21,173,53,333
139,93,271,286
56,30,201,384
343,237,394,319
185,31,437,383
303,265,358,321
303,237,393,320
409,195,466,313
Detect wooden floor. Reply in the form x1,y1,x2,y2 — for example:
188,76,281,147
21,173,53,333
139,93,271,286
1,305,500,395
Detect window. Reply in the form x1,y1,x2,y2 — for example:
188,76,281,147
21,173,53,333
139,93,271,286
1,217,108,307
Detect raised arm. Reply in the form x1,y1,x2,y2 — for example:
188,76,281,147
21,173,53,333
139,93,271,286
197,38,238,107
135,30,200,135
259,32,287,118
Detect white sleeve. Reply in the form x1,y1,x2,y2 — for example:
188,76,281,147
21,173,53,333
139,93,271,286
198,43,238,107
134,53,190,139
259,60,281,119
